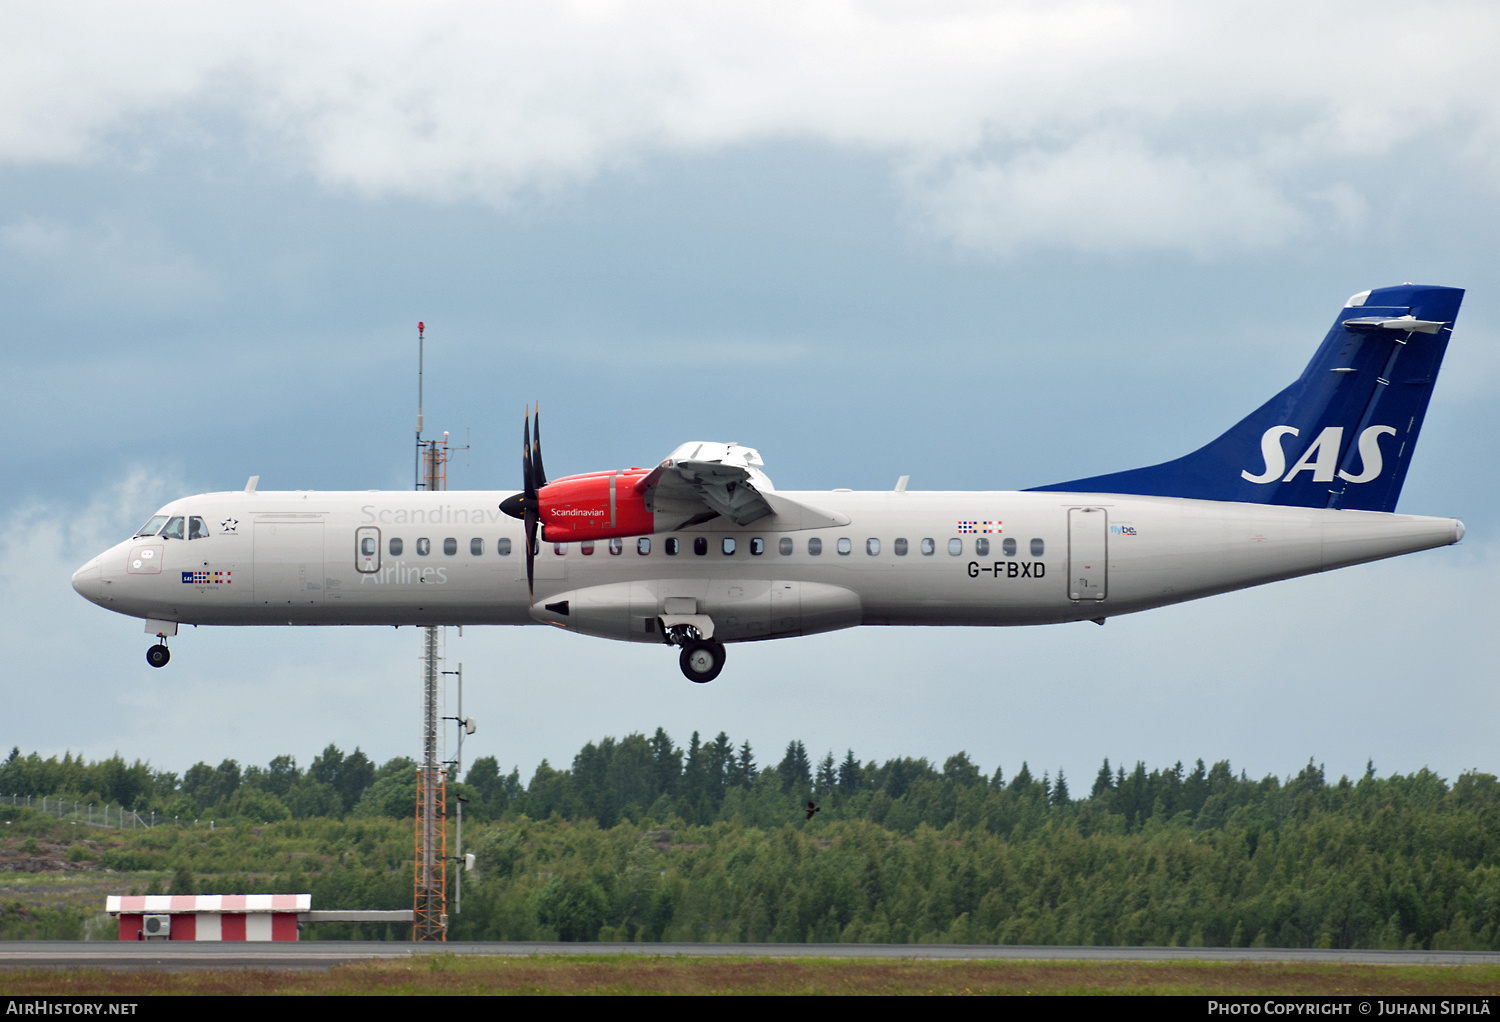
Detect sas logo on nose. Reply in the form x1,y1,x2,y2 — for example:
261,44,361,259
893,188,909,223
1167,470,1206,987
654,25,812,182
1242,425,1397,485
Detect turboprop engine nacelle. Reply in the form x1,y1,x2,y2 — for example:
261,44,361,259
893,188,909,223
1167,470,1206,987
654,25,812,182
538,469,656,543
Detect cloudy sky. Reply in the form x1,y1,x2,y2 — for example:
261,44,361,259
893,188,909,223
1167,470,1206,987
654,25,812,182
4,1,1498,790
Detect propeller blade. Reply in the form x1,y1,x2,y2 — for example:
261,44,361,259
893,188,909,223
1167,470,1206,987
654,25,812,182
499,403,546,599
524,509,537,601
532,405,547,490
522,408,535,501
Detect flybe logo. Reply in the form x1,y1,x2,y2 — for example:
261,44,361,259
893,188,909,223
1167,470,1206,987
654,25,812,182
1241,425,1397,485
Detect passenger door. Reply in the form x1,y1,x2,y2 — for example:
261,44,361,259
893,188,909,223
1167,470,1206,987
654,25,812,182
1067,507,1108,601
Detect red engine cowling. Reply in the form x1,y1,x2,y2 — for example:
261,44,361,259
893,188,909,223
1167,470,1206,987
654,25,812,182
538,469,654,542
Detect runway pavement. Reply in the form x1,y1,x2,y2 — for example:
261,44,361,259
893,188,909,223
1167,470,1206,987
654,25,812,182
3,942,1499,970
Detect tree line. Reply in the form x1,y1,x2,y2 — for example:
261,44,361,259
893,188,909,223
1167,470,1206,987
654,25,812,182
3,733,1497,842
3,735,1498,948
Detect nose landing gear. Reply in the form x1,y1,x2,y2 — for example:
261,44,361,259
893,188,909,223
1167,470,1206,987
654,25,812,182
146,638,171,668
143,621,177,668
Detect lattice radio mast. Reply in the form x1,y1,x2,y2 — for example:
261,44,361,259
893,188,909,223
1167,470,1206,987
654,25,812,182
413,321,453,942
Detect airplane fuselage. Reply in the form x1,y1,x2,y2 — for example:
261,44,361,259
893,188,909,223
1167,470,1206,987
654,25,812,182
68,284,1472,680
71,488,1462,642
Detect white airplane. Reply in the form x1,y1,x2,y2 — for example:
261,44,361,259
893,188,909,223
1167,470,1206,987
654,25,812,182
73,284,1466,683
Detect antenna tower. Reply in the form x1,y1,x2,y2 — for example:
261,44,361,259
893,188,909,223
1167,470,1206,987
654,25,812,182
413,321,453,942
410,322,474,942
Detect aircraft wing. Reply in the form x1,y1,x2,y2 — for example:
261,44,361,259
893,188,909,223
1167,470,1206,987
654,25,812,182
637,442,849,530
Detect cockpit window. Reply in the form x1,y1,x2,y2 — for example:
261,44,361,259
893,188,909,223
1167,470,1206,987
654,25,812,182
134,516,169,538
188,517,209,540
161,517,185,540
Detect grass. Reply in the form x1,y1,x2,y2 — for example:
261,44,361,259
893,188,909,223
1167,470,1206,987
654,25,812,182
0,870,166,898
2,956,1500,995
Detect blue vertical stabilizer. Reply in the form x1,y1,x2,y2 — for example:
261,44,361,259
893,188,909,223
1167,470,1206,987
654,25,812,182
1027,285,1464,512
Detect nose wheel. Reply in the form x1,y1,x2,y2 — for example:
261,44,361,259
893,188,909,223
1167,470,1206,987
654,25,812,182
146,643,171,668
679,640,725,684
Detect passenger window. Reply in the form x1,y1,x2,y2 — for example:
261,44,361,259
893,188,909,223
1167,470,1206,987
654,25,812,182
894,538,908,556
580,540,595,555
694,537,708,556
665,538,679,555
778,537,793,555
722,537,736,555
837,537,851,555
975,538,989,556
416,538,431,556
1031,538,1045,557
948,538,962,555
750,538,765,555
1003,538,1017,556
161,517,185,540
497,538,512,555
188,517,209,540
921,538,935,556
867,538,880,555
609,538,623,555
470,538,484,556
554,543,568,555
361,537,376,557
135,516,169,538
390,538,404,556
808,537,822,555
638,537,652,555
443,538,458,556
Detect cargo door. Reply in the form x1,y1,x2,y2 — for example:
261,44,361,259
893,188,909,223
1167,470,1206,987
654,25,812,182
254,520,325,605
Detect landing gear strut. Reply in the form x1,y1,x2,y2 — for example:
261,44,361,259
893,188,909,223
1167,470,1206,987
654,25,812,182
678,639,725,684
146,641,170,668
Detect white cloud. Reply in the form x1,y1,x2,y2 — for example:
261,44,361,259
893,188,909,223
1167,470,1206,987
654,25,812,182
5,3,1500,254
906,135,1309,256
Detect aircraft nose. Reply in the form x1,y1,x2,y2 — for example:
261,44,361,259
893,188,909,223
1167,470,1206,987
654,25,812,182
72,557,104,603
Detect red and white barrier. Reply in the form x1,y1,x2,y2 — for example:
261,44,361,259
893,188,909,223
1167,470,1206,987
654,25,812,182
106,894,310,941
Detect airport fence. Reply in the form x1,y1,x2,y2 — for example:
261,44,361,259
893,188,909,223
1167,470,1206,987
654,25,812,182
5,792,160,829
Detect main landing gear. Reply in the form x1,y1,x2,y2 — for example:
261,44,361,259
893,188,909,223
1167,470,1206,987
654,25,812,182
664,622,726,683
678,639,726,684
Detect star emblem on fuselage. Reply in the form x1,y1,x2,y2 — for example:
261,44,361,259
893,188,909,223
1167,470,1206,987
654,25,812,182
220,518,238,534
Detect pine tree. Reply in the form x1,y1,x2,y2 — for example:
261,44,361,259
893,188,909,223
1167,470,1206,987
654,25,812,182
681,732,708,820
706,732,734,807
649,727,680,800
838,749,862,794
730,740,757,787
1091,758,1114,798
815,752,837,799
778,741,812,792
